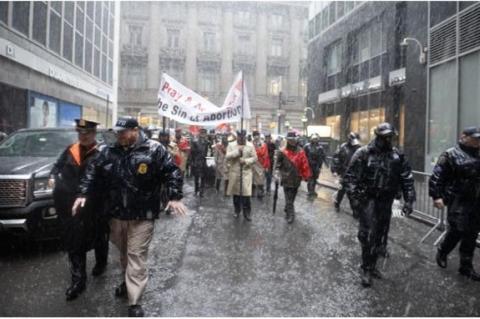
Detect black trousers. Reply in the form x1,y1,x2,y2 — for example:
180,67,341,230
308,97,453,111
357,197,394,271
307,170,320,195
284,186,299,216
68,222,109,285
194,174,206,194
439,225,478,268
265,171,273,193
233,195,251,214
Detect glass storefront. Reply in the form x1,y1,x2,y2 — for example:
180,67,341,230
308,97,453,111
427,50,480,171
325,115,341,140
350,107,385,143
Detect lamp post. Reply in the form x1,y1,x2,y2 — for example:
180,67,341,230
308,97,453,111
400,37,428,65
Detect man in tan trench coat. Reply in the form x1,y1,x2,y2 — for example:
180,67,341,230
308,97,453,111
226,130,258,221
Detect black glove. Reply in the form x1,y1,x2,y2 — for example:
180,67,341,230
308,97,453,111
401,202,413,217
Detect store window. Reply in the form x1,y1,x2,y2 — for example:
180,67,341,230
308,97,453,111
459,51,480,131
326,115,341,140
428,61,457,168
350,107,385,142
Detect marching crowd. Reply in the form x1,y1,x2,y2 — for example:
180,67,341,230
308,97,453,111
48,116,480,316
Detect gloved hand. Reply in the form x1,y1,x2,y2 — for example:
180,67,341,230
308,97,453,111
401,202,413,217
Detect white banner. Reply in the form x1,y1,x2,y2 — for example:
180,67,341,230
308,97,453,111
157,72,251,126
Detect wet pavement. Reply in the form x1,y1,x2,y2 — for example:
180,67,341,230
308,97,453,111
2,180,480,316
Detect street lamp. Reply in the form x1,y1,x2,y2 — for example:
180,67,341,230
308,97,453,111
400,37,427,65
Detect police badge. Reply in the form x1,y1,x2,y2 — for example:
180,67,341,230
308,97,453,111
138,163,148,174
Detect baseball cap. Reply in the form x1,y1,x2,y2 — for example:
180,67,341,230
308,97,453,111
113,117,139,132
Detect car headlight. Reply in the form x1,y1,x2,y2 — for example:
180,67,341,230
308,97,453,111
34,178,53,197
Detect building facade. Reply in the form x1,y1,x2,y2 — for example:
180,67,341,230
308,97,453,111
0,1,119,133
118,1,308,134
307,1,480,171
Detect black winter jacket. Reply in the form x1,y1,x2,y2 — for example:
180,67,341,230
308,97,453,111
303,143,326,174
331,142,361,176
344,140,415,203
79,135,183,220
429,143,480,205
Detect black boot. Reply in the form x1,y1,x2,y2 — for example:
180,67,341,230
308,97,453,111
371,268,383,279
66,280,86,301
360,269,372,287
257,185,264,199
92,263,107,277
224,181,229,197
436,248,447,268
128,305,145,317
334,201,340,212
459,256,480,281
215,179,221,193
286,212,295,224
243,209,252,221
115,281,127,298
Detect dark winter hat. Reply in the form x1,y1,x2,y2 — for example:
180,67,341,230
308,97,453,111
159,130,170,137
252,130,260,137
75,119,98,133
113,117,139,132
286,131,298,140
236,129,247,137
463,126,480,138
374,122,397,137
265,133,272,138
199,128,208,134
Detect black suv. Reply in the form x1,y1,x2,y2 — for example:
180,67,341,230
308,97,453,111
0,128,115,239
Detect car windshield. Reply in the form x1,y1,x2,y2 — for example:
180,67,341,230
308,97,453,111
0,131,78,157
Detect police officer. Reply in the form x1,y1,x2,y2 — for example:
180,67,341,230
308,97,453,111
344,123,416,287
303,133,326,199
430,127,480,281
274,132,312,224
72,117,186,317
190,128,211,197
50,119,109,301
332,132,362,215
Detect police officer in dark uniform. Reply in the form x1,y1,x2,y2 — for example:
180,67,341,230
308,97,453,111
303,133,326,199
190,128,211,197
430,126,480,281
50,119,109,301
344,123,415,287
332,132,361,215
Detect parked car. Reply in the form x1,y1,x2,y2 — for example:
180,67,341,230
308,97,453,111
0,128,115,239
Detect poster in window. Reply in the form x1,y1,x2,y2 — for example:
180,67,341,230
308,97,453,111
58,102,82,127
29,95,57,128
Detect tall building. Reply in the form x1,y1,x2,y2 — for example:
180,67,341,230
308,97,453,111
118,1,308,134
0,1,120,133
307,1,480,171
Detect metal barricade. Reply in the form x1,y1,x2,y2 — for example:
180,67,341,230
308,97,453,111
411,171,447,245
